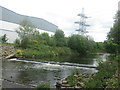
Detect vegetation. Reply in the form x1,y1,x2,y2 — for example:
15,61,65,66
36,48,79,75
66,10,120,89
15,19,100,60
0,34,8,43
83,55,119,88
36,82,50,89
20,44,77,60
66,55,119,88
104,10,120,54
68,34,97,55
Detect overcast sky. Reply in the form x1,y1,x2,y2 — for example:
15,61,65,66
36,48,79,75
0,0,120,42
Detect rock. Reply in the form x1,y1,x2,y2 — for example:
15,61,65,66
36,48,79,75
62,80,68,84
57,77,61,80
56,81,62,89
74,86,81,88
61,87,66,89
62,84,71,87
80,82,84,87
74,75,78,78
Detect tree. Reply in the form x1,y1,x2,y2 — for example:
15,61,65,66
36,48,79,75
16,19,39,48
107,11,120,53
0,34,8,43
54,29,65,39
16,19,39,40
54,29,66,46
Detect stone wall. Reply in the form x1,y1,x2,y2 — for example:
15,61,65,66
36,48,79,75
0,44,16,59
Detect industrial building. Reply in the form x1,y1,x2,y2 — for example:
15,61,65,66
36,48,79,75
0,6,58,43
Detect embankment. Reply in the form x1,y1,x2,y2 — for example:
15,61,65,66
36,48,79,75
0,44,16,60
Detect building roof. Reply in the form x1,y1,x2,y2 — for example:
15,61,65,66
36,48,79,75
0,6,58,32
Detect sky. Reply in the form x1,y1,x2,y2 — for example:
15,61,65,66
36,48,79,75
0,0,120,42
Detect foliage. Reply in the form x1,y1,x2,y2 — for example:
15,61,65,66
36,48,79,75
106,10,120,53
68,34,96,55
104,40,117,53
16,19,38,39
67,75,78,86
16,19,39,48
47,37,56,46
83,55,119,88
0,34,8,43
54,29,65,39
21,44,75,59
14,39,20,47
36,82,50,89
20,36,30,49
17,49,22,55
54,29,67,47
96,42,105,52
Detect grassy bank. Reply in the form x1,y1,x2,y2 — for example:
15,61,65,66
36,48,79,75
66,54,119,88
17,44,79,60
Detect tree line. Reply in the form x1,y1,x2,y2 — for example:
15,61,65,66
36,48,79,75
15,19,102,55
104,10,120,54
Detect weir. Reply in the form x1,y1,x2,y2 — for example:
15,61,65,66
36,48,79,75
8,58,97,69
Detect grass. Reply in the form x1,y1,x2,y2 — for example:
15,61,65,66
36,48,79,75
83,54,119,88
36,82,50,89
18,44,79,60
66,54,119,88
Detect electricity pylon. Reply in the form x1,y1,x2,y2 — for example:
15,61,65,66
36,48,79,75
75,8,90,35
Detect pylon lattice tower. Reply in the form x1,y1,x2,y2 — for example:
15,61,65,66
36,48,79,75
75,8,90,35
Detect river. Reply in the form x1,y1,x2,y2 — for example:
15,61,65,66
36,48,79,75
2,53,110,88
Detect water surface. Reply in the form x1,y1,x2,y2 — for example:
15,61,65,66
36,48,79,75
2,53,110,88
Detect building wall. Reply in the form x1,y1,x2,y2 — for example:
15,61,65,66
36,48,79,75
0,20,54,43
0,6,58,43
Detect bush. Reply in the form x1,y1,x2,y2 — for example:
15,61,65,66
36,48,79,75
83,55,118,88
14,39,20,47
0,34,8,43
36,82,50,89
67,75,78,86
17,49,22,55
20,37,30,48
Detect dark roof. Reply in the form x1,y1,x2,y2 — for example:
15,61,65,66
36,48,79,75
0,6,58,32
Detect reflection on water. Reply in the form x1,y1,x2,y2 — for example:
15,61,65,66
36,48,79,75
2,53,110,88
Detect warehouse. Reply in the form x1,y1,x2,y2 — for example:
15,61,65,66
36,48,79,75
0,6,58,43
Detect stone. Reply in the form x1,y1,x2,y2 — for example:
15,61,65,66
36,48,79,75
62,80,68,84
74,75,78,77
80,82,84,87
62,84,70,87
74,86,81,88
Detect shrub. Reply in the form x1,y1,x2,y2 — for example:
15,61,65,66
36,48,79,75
17,49,22,55
0,34,8,43
36,82,50,89
14,39,20,47
20,37,30,48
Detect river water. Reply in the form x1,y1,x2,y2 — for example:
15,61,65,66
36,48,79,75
2,53,110,88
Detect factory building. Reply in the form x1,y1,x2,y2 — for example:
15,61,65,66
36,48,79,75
0,6,58,43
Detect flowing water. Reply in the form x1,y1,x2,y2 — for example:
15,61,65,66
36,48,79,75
2,53,110,88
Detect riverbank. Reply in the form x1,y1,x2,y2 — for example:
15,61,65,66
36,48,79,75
62,54,119,89
16,44,80,61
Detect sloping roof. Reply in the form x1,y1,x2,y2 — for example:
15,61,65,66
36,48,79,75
0,6,58,32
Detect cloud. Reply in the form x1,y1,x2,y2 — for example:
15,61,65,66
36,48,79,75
1,0,119,42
